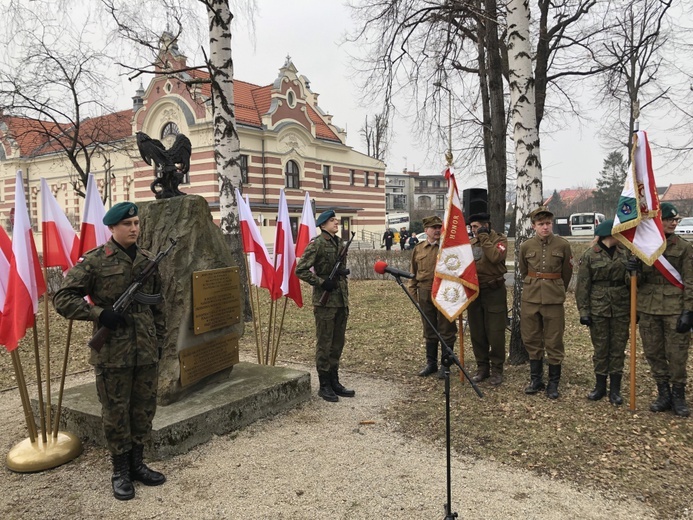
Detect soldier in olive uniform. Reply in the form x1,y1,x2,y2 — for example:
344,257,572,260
53,202,167,500
295,209,355,402
575,219,630,405
519,206,573,399
409,215,458,379
467,213,508,386
632,203,692,417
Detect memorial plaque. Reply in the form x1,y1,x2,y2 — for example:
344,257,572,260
179,333,240,387
192,267,241,334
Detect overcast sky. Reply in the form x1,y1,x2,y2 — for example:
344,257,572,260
114,0,688,194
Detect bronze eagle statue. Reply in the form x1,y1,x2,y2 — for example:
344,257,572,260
136,131,192,199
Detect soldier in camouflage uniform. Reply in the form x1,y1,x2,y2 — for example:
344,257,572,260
408,215,458,379
631,203,692,417
575,219,630,405
467,213,508,386
295,209,355,402
54,202,167,500
519,206,573,399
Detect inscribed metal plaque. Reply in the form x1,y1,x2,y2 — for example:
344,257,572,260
192,267,241,334
179,333,240,387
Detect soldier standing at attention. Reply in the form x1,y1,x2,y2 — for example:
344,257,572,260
519,206,573,399
295,209,355,402
53,202,167,501
575,219,630,405
409,215,458,379
631,202,692,417
467,213,508,386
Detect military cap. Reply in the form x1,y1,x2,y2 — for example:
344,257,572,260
422,215,443,228
316,209,336,227
103,201,138,226
529,206,554,222
661,202,679,220
468,212,491,224
594,219,614,237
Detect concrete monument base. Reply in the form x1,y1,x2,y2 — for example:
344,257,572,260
40,363,311,459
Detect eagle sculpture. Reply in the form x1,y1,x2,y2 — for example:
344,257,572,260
136,131,192,199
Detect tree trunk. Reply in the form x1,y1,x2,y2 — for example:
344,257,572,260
506,0,543,364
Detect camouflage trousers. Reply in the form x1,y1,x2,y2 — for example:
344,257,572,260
639,313,691,385
95,364,158,456
588,315,629,375
520,302,565,365
468,285,507,372
314,306,349,373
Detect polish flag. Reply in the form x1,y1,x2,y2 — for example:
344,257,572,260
0,227,13,326
0,171,47,351
79,173,111,255
295,192,317,258
432,168,479,320
40,178,79,273
235,189,274,292
272,189,302,307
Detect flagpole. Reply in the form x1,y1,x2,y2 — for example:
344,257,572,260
52,319,73,436
42,266,52,435
255,286,265,364
31,323,48,442
244,253,262,364
629,274,638,411
265,300,275,365
458,316,465,382
271,298,289,366
10,349,37,442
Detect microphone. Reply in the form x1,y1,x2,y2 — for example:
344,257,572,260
374,260,415,279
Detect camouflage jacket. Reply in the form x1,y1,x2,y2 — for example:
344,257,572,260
53,238,167,367
295,231,349,307
470,230,508,286
637,234,693,315
575,242,630,318
519,233,573,304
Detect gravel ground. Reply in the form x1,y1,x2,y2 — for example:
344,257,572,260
0,363,657,520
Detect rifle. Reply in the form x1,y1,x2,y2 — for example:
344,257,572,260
318,231,355,306
88,237,177,353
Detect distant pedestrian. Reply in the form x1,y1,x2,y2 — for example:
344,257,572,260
382,229,394,251
399,228,409,251
407,234,419,250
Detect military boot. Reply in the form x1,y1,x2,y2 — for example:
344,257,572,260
608,373,623,406
524,359,545,394
418,342,438,377
671,384,690,417
330,368,355,397
650,382,672,413
317,372,339,402
130,444,166,486
111,452,135,501
472,366,490,383
546,364,561,400
587,374,607,401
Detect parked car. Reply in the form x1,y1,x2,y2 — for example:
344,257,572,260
677,216,693,235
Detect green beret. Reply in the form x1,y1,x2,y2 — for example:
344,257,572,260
422,215,443,228
529,206,554,222
594,219,614,237
316,209,336,227
661,202,678,220
103,202,138,226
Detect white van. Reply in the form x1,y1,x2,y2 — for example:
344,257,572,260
570,212,606,236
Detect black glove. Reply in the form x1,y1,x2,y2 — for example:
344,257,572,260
320,279,338,292
337,267,350,277
99,308,126,331
626,257,641,274
579,316,593,327
476,226,489,235
675,310,693,333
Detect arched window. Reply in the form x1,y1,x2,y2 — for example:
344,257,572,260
418,195,432,210
161,122,179,148
285,160,300,189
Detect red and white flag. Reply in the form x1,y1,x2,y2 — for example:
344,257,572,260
432,168,479,320
272,189,302,307
0,171,47,351
295,191,316,258
612,131,682,288
79,173,111,255
0,227,13,326
235,189,274,292
40,178,79,273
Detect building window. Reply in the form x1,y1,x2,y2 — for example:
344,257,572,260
285,160,300,189
374,172,379,188
419,179,428,188
433,179,441,188
364,171,369,187
240,154,249,184
419,195,432,210
161,122,179,147
394,194,406,210
322,165,331,190
436,195,445,210
287,90,296,108
349,169,355,186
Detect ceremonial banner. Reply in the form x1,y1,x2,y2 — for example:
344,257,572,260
432,169,479,320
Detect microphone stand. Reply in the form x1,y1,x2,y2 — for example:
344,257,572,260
389,273,483,520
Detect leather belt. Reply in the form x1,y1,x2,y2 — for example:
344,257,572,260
527,271,562,280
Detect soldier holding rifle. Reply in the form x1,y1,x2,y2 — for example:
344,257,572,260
54,202,167,501
295,209,355,402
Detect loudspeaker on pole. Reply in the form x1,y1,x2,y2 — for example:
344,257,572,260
461,188,488,222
